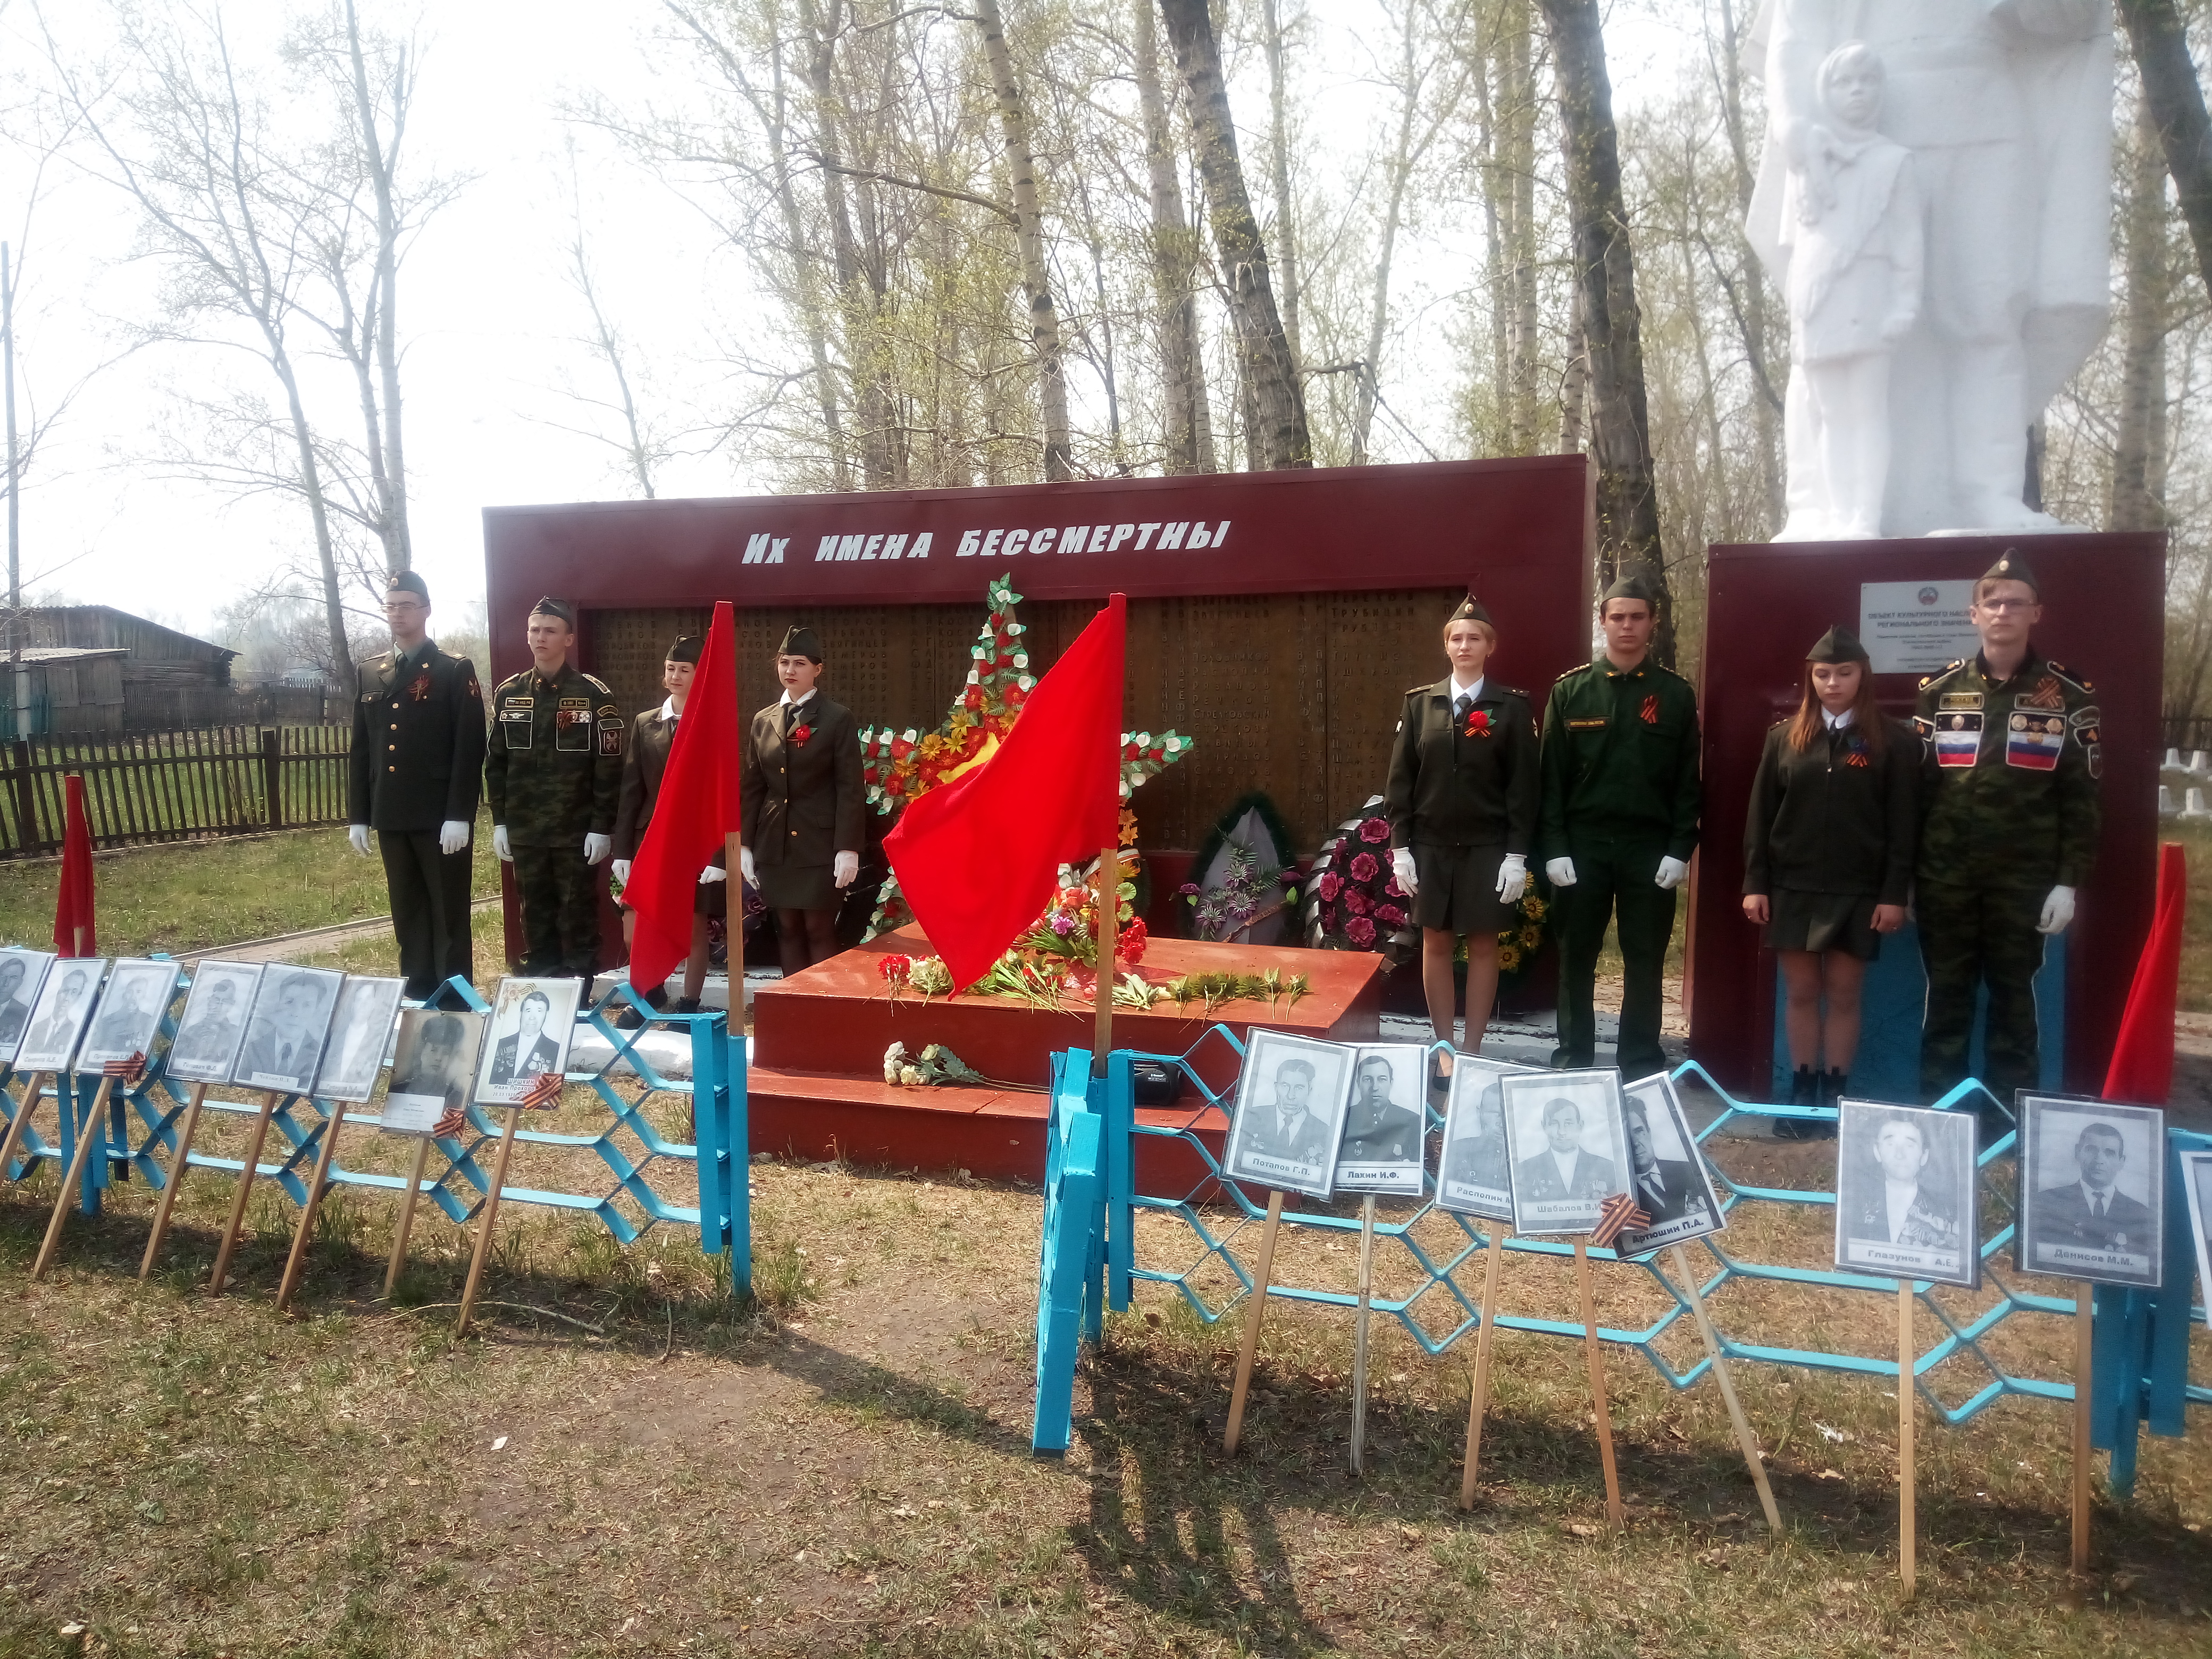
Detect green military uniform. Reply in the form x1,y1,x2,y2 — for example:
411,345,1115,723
1537,592,1701,1077
484,653,624,978
1912,560,2100,1105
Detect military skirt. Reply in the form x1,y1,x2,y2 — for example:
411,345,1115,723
758,861,837,912
1411,842,1514,935
1765,886,1882,960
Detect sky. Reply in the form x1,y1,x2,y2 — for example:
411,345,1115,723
0,0,1695,648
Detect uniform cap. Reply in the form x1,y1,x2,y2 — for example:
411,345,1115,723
530,596,576,627
1601,572,1659,610
666,634,702,665
1980,549,2040,598
1805,625,1870,665
421,1012,462,1047
1448,594,1494,627
778,624,824,663
387,570,430,604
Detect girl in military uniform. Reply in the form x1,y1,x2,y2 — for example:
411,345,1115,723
1384,597,1540,1093
610,635,727,1021
740,625,865,975
1741,626,1917,1135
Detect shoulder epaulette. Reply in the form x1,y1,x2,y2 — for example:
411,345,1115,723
492,668,530,693
582,673,615,697
1553,663,1592,686
1917,659,1967,690
2047,661,2095,694
1495,683,1529,701
1404,684,1434,698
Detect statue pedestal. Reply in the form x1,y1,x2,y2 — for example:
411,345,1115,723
1688,532,2164,1102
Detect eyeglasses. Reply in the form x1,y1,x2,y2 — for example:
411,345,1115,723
1973,599,2035,615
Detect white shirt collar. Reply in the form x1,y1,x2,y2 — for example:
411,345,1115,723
657,697,678,722
780,687,817,709
1550,1147,1580,1180
1449,675,1485,703
1883,1177,1919,1241
1822,706,1856,731
2080,1179,2114,1210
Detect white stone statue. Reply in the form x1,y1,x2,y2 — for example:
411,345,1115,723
1748,0,2115,539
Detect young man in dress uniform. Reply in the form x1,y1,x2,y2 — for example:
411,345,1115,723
1912,550,2099,1133
347,572,487,1001
483,597,625,982
740,624,864,975
1536,574,1702,1076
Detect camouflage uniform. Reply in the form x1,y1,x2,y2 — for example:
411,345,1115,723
483,661,624,976
1912,648,2100,1103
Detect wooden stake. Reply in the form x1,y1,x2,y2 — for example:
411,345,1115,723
456,1105,523,1336
1459,1226,1509,1510
31,1075,117,1279
383,1134,435,1300
208,1091,282,1294
2072,1281,2093,1572
1898,1279,1917,1597
1669,1244,1781,1534
0,1070,49,1185
1223,1188,1285,1454
1574,1237,1626,1529
138,1080,210,1279
1350,1193,1378,1474
275,1102,348,1311
1091,843,1118,1075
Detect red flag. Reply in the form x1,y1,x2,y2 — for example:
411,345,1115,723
2102,841,2184,1104
54,773,95,957
886,594,1126,989
626,602,744,994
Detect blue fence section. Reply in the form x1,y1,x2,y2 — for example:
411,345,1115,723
1,967,751,1288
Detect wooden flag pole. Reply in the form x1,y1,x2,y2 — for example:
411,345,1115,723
1574,1237,1627,1530
1669,1243,1782,1533
275,1102,348,1311
138,1080,210,1279
1898,1279,1917,1597
1458,1225,1509,1510
2072,1281,2093,1572
382,1135,435,1299
0,1069,49,1185
208,1091,282,1294
31,1074,116,1278
1224,1187,1286,1454
1091,844,1118,1074
1350,1193,1378,1474
456,1104,523,1336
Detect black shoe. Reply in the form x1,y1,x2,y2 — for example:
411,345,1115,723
1809,1068,1844,1139
1774,1065,1819,1140
674,996,701,1014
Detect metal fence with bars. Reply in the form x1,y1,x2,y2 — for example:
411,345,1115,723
0,726,352,858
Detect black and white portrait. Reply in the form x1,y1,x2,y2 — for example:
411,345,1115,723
1331,1044,1428,1196
1221,1031,1353,1200
314,978,406,1104
1833,1100,1979,1289
2015,1096,2165,1289
231,965,342,1094
474,977,584,1107
13,958,106,1074
0,949,54,1063
1613,1072,1728,1259
1436,1058,1531,1222
76,958,179,1074
381,1009,486,1134
1502,1069,1628,1236
2181,1151,2212,1306
166,962,261,1083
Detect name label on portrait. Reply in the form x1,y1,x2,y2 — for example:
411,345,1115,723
1858,579,1981,675
1236,1152,1325,1187
1334,1162,1422,1196
1845,1238,1964,1276
379,1092,446,1136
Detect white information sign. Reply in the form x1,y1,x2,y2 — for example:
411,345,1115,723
1858,580,1981,676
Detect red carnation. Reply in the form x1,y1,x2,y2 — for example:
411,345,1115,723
877,954,914,986
1343,888,1370,916
1346,916,1377,946
790,724,812,747
1464,708,1493,738
1359,817,1390,844
1376,903,1406,927
1116,917,1149,966
1317,872,1343,901
1348,851,1379,884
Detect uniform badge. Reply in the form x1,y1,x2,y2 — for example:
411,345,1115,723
499,707,532,750
2069,705,2100,727
2020,675,2066,711
408,670,432,701
1938,692,1983,713
790,723,813,748
1464,707,1492,739
1640,694,1659,725
1568,718,1606,731
599,728,622,756
1934,711,1982,768
2005,711,2065,772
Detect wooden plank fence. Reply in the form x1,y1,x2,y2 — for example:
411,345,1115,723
0,726,352,858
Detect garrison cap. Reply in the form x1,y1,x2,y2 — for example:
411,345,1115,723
1979,549,2039,598
666,634,702,665
529,596,576,627
1601,572,1659,609
387,570,430,603
778,624,824,663
1806,625,1870,665
1448,594,1494,627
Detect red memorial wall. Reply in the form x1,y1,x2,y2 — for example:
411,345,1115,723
1689,533,2164,1101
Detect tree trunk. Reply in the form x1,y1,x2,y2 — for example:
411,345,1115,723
1261,0,1302,372
1470,17,1510,452
1134,0,1214,473
1501,0,1542,454
2112,99,2170,533
973,0,1072,481
1159,0,1312,471
1559,277,1587,453
2117,0,2212,294
1535,0,1671,660
272,352,352,684
1711,0,1781,529
343,0,410,572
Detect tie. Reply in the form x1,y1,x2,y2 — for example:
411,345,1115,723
1455,693,1474,723
783,702,799,734
2092,1193,2106,1219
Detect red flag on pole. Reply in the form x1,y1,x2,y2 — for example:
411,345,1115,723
625,602,744,994
54,773,95,958
2101,841,2184,1103
886,593,1126,990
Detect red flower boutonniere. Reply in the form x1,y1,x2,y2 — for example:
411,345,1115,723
1463,707,1493,739
408,670,432,701
1640,694,1660,726
789,724,813,748
556,708,584,729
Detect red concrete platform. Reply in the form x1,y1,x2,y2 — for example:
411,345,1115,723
748,926,1385,1183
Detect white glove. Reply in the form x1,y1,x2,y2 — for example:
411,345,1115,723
611,859,632,886
1655,856,1689,891
584,833,613,865
1546,857,1577,888
492,824,512,862
1496,853,1528,904
833,850,860,890
439,819,470,856
699,865,726,884
347,824,370,857
2038,884,2076,935
741,847,757,886
1390,848,1419,896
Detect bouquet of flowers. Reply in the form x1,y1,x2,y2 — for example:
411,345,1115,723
1177,841,1297,943
1494,887,1551,985
1302,799,1418,969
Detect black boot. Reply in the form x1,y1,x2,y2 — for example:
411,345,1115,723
1812,1068,1844,1139
674,996,701,1014
1774,1065,1817,1140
